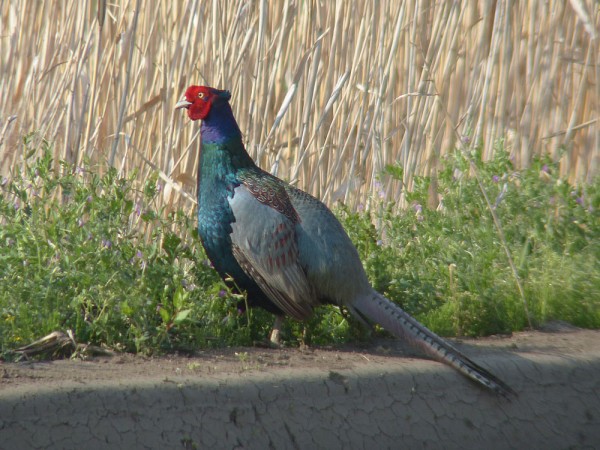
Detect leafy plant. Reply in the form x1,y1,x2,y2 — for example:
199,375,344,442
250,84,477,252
1,139,598,358
341,148,599,336
0,137,263,357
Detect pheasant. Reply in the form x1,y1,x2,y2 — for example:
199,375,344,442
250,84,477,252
176,86,515,397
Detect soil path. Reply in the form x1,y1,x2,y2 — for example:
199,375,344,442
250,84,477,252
1,327,599,449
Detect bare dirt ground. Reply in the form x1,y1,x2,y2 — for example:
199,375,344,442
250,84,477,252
1,325,599,449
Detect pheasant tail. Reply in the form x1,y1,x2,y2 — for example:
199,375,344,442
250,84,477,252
350,292,516,397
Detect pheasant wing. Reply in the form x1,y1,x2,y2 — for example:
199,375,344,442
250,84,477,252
228,180,316,320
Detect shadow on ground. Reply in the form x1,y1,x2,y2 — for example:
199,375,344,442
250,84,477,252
1,328,599,449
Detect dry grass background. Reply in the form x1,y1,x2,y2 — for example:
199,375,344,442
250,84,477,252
1,0,598,212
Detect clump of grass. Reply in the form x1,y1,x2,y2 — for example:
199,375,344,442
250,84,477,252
0,136,273,358
1,138,598,357
339,147,599,337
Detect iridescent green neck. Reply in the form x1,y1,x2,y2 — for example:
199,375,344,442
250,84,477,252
199,139,255,180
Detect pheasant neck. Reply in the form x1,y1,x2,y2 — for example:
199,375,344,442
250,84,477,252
201,102,242,144
199,102,255,172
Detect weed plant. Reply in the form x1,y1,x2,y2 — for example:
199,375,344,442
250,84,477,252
0,136,273,357
339,148,599,338
1,138,598,357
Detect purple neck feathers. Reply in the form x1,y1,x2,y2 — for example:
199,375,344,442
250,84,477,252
201,102,242,143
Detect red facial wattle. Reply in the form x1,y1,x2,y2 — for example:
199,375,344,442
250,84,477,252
175,86,212,121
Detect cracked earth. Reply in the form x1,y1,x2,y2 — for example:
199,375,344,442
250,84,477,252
1,325,599,449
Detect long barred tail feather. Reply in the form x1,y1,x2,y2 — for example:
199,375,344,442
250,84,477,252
350,291,516,397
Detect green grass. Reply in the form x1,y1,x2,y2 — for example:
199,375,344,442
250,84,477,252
346,148,600,336
1,137,598,358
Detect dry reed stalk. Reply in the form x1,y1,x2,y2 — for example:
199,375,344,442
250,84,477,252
0,0,597,216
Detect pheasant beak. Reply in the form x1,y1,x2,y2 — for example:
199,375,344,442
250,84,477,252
175,98,192,110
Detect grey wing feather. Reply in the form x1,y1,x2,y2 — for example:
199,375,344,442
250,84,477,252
228,185,317,320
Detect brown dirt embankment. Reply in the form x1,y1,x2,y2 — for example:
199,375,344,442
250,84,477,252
1,327,599,449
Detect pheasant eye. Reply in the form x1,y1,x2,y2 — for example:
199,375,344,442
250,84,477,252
198,92,204,99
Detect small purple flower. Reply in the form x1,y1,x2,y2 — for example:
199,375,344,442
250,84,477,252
102,238,112,249
135,202,143,216
136,250,143,259
461,135,471,145
376,239,383,246
0,177,8,187
86,195,93,203
7,238,15,246
576,196,584,206
75,166,85,176
14,201,19,210
541,164,549,173
156,183,163,193
374,180,385,198
357,203,364,212
492,175,500,183
140,260,147,270
412,202,424,221
218,289,227,298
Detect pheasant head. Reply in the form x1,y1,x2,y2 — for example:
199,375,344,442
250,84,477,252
175,86,232,121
